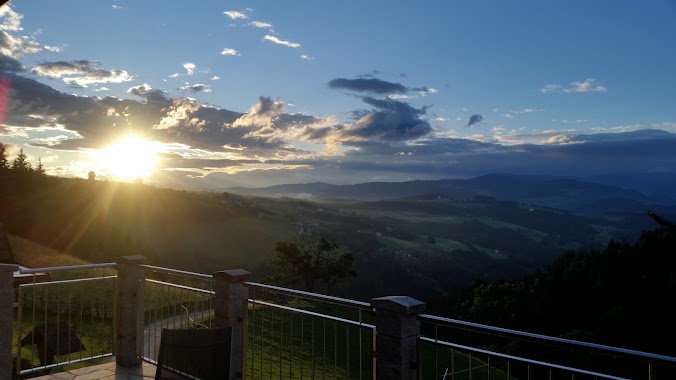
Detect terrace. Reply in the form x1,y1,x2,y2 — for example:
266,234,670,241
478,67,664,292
1,257,675,379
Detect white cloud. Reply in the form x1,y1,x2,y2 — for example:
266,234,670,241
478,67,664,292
211,76,220,81
183,62,195,75
154,99,201,130
249,21,272,28
31,60,133,87
502,113,514,118
43,45,64,53
300,54,314,60
41,154,59,163
388,94,412,100
169,73,180,78
263,35,301,48
220,48,239,56
541,78,607,94
545,134,584,145
224,11,248,20
95,87,110,92
417,87,437,96
0,5,24,32
435,117,447,122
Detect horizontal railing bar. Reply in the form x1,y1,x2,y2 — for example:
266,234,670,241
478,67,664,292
140,264,213,279
19,262,117,274
419,337,629,380
145,278,215,295
18,354,114,375
245,281,371,310
143,357,158,365
250,299,375,329
418,314,676,365
18,275,117,288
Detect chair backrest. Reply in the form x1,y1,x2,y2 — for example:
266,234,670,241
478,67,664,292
155,327,232,380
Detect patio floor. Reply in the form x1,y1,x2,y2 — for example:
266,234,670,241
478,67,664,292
28,359,186,379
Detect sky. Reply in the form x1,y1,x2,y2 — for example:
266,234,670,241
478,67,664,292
1,1,676,189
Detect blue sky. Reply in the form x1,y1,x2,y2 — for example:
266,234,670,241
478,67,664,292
1,1,676,188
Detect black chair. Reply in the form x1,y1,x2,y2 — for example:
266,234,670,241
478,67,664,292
155,327,232,380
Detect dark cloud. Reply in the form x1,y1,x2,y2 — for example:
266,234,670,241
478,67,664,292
31,60,133,87
467,114,484,127
341,96,431,141
4,74,317,156
328,78,407,94
0,54,23,73
156,157,253,169
286,130,676,186
178,83,211,93
298,125,337,141
297,96,432,144
127,83,172,105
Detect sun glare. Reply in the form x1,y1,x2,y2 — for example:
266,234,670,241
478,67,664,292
94,136,158,180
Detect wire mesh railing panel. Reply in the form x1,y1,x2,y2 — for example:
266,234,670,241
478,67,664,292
141,267,214,364
247,284,374,379
15,265,116,376
418,314,676,380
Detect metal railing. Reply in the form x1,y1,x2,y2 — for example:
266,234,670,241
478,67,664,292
139,264,215,364
15,263,117,376
7,261,676,380
245,282,375,379
418,314,676,379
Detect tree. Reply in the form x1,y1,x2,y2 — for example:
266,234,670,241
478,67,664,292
11,148,31,172
0,141,8,170
35,158,46,175
270,235,355,293
88,171,96,181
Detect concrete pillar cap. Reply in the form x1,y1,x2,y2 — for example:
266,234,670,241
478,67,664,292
213,269,251,282
114,255,147,265
0,264,19,273
371,296,425,315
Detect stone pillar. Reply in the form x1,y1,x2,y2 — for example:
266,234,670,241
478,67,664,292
114,255,146,366
0,264,18,379
213,269,251,380
371,296,425,380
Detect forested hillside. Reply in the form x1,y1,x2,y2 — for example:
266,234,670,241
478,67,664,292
432,223,676,356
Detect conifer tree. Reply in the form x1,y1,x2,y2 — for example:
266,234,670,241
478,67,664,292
35,157,46,175
0,141,8,170
11,148,32,172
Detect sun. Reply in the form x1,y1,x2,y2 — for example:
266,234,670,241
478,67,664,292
94,136,158,180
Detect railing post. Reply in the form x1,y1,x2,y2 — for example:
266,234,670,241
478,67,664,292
114,255,146,366
371,296,425,380
0,263,18,379
213,269,251,380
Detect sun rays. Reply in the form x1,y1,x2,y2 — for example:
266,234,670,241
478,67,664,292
93,136,158,181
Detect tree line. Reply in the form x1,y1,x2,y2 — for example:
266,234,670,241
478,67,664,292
0,141,46,175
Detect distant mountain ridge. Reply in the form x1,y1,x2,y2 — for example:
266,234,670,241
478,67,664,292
226,173,676,213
